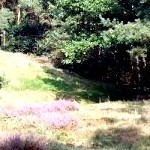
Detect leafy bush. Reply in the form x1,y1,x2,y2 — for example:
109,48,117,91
0,8,14,30
6,16,45,54
101,20,150,50
19,0,42,13
0,74,8,89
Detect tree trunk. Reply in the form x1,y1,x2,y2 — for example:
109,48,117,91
0,0,5,9
16,6,21,25
2,30,6,47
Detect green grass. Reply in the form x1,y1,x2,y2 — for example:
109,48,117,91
0,50,110,102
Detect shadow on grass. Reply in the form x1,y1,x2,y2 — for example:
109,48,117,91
42,66,111,102
90,126,150,150
85,117,118,127
100,117,117,124
100,101,146,113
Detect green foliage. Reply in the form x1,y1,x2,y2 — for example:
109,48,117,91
0,75,5,88
7,14,45,53
56,0,118,14
101,20,150,49
0,74,8,89
46,0,150,97
61,37,99,64
0,8,14,30
2,0,150,58
19,0,43,13
37,28,68,52
51,0,150,63
43,0,149,63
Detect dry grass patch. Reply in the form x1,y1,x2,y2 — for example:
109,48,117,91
0,101,149,149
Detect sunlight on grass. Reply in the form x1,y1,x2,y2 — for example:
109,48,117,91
0,50,108,102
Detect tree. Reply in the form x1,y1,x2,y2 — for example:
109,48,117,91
44,0,150,99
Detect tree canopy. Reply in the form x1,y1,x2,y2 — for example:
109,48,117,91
0,0,150,99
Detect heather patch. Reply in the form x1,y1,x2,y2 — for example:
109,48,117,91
17,112,78,129
0,134,80,150
0,134,47,150
3,99,80,116
39,112,78,129
0,99,79,129
0,101,150,149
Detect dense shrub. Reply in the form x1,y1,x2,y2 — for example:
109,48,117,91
6,16,46,54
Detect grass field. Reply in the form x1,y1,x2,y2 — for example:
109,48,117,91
0,50,150,150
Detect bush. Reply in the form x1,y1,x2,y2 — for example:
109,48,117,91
0,8,14,30
0,74,8,89
0,134,73,150
0,134,46,150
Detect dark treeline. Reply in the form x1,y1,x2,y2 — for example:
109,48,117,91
0,0,150,100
